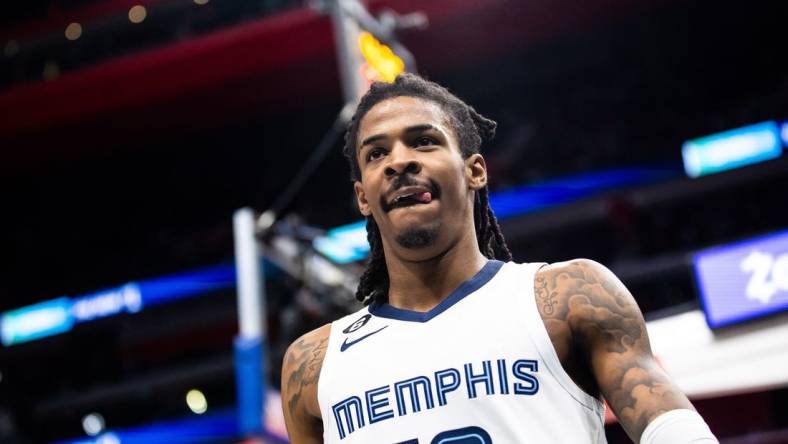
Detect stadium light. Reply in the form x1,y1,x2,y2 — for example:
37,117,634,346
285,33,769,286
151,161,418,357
82,413,105,436
358,31,404,83
186,389,208,414
65,23,82,41
129,5,147,24
326,0,421,105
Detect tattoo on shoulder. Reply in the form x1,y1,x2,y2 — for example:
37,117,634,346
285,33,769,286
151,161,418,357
539,260,643,352
285,333,329,415
534,275,558,316
539,260,690,439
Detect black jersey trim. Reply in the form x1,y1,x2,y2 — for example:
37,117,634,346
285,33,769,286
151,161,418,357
368,260,504,323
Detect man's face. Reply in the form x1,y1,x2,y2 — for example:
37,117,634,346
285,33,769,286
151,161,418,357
353,96,487,259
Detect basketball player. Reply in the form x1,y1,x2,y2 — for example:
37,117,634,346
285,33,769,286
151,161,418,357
281,74,717,443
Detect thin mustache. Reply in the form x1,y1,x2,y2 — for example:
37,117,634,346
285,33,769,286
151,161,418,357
392,175,425,191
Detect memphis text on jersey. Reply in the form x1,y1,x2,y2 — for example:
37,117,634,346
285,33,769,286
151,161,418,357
331,357,540,439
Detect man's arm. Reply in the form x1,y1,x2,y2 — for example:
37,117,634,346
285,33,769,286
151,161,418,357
538,259,702,442
281,324,330,444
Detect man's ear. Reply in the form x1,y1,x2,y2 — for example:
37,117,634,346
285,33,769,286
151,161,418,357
465,153,488,191
354,181,372,216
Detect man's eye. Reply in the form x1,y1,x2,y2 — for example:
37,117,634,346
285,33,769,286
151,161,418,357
414,136,437,147
367,148,385,161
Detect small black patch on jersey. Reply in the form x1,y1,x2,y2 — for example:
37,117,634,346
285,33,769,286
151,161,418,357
343,314,372,334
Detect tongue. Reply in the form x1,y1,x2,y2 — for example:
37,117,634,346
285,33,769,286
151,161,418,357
415,192,432,203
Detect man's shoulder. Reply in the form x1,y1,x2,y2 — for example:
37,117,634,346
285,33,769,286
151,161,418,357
535,258,618,294
534,258,646,344
532,258,626,321
283,323,332,377
280,306,375,429
288,323,332,351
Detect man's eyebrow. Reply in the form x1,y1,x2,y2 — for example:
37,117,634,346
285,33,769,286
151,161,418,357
404,124,438,134
360,133,387,148
360,124,441,148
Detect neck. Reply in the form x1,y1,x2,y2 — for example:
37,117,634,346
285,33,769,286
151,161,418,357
383,226,488,312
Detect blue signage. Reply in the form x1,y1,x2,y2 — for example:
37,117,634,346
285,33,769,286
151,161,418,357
1,297,74,347
694,230,788,328
0,264,236,347
313,220,369,264
682,121,783,178
72,283,143,323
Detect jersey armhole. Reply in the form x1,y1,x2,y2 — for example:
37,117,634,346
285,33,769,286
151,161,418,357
520,262,606,419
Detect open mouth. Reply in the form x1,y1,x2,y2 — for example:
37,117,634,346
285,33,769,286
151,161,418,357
391,191,433,209
382,179,441,213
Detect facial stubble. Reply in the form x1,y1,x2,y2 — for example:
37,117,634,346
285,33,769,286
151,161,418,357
395,222,440,249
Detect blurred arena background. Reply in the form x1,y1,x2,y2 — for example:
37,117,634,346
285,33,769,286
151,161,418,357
1,0,787,442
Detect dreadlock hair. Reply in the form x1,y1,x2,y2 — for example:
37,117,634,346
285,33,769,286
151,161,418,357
343,73,512,305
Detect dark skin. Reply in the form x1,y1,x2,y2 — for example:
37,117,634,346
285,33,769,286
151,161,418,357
281,96,694,443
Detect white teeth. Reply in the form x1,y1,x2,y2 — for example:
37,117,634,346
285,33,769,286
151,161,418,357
394,193,415,203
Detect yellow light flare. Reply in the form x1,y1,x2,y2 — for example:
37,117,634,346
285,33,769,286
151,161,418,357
358,31,404,83
65,23,82,41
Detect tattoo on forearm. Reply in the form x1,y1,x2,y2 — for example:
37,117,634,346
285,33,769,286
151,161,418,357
285,335,328,415
609,366,678,437
539,260,690,440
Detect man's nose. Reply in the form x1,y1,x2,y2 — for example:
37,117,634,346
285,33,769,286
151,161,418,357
384,144,421,177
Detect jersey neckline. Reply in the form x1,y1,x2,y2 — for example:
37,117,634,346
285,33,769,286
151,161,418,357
368,260,505,323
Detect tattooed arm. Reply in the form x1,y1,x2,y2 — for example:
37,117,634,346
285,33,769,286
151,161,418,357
281,324,330,443
536,259,694,443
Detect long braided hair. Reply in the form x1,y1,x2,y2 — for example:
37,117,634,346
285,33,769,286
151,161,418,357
343,74,512,305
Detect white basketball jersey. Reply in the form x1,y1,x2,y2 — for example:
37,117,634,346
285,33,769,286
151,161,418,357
318,261,607,443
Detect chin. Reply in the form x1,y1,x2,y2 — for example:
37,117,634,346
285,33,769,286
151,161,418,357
396,227,438,249
394,219,443,250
